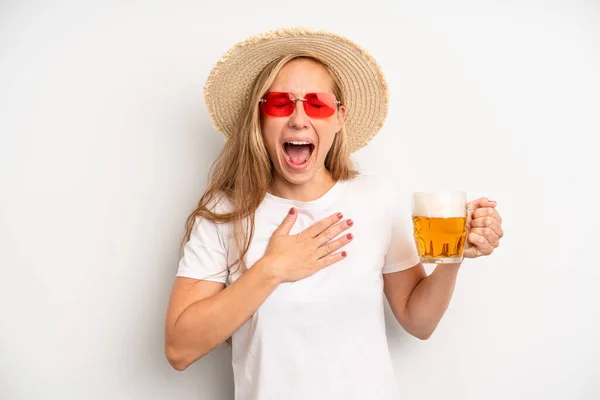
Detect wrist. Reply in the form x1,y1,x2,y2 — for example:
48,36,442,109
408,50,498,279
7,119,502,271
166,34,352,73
434,261,462,275
254,255,283,286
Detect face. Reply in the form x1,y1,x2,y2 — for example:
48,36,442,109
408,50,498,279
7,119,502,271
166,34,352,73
260,59,346,187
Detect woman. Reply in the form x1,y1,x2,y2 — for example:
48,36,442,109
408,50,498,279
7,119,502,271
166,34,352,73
165,28,503,400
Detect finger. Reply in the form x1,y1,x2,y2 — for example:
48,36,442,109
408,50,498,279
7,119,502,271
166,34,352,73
471,207,502,224
315,250,348,270
467,198,495,227
463,245,480,258
272,207,298,236
316,232,354,259
470,216,504,238
315,219,354,246
470,227,500,247
464,232,495,257
467,197,497,211
301,212,344,239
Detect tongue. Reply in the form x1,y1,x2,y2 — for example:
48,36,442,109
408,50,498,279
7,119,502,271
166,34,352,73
286,144,311,165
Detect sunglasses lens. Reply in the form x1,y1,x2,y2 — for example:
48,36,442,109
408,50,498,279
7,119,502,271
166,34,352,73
262,92,294,117
261,92,338,118
304,93,337,118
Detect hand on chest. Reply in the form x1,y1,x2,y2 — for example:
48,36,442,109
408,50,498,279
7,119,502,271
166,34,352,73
244,207,390,291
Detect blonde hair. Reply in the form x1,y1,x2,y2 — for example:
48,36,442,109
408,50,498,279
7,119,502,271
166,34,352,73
181,53,358,276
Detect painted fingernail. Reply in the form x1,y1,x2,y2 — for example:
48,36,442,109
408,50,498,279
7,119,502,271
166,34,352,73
347,219,354,227
289,207,296,215
337,212,343,219
341,251,347,258
347,233,353,240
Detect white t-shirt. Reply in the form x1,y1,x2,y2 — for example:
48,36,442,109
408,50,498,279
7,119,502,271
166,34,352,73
176,173,420,400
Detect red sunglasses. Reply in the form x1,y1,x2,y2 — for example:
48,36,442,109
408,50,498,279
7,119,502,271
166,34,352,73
259,92,341,118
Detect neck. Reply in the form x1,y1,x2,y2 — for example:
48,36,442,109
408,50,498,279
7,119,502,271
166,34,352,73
269,167,336,202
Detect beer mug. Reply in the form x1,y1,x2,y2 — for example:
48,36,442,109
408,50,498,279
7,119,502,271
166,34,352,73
412,191,468,264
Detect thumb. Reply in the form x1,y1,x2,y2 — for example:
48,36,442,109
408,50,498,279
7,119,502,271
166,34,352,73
273,207,298,236
463,244,481,258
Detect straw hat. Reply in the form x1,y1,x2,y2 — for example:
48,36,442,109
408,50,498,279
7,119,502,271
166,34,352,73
203,27,389,153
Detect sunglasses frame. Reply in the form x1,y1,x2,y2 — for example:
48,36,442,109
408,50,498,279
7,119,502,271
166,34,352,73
259,92,341,118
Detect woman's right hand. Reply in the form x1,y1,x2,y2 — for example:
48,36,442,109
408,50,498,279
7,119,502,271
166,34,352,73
259,207,354,283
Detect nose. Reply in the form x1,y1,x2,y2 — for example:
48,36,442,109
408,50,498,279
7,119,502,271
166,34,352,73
287,100,309,130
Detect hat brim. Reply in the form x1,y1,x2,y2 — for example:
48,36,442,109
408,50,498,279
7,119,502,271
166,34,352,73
203,27,389,153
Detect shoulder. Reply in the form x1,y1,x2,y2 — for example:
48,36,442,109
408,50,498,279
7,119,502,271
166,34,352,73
207,193,235,215
191,193,235,235
342,173,412,216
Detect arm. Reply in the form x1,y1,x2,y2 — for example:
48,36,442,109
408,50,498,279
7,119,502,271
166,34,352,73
382,197,503,340
165,257,280,371
383,262,461,340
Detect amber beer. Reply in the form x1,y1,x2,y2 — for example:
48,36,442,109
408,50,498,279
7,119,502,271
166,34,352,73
412,191,467,263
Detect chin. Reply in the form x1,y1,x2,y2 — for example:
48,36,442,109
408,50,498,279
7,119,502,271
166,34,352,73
276,162,315,185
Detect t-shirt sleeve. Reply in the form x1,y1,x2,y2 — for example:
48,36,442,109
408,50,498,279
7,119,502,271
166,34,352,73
176,215,229,284
382,188,420,274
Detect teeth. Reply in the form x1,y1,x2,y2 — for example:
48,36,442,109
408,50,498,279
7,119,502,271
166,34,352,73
287,141,311,145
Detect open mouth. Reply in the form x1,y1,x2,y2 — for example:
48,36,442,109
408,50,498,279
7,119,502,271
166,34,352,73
283,141,315,166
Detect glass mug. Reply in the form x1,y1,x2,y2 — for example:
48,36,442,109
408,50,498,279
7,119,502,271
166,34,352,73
412,191,468,264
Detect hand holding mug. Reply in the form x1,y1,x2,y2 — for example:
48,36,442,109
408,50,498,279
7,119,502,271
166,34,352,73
464,197,503,258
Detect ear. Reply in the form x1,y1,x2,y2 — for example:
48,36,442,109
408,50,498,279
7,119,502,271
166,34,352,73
335,105,346,132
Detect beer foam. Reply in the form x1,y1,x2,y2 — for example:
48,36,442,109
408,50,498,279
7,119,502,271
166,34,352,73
412,191,467,218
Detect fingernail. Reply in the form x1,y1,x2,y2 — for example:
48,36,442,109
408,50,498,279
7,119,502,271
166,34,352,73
341,251,347,258
289,207,296,215
347,219,353,227
346,233,353,240
337,212,343,219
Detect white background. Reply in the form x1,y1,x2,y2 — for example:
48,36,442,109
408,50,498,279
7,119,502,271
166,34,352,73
1,0,599,399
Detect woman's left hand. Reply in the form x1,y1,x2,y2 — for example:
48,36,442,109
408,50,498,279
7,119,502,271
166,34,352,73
463,197,503,258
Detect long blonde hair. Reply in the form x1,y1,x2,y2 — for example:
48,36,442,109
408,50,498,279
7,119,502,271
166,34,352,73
181,53,358,274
